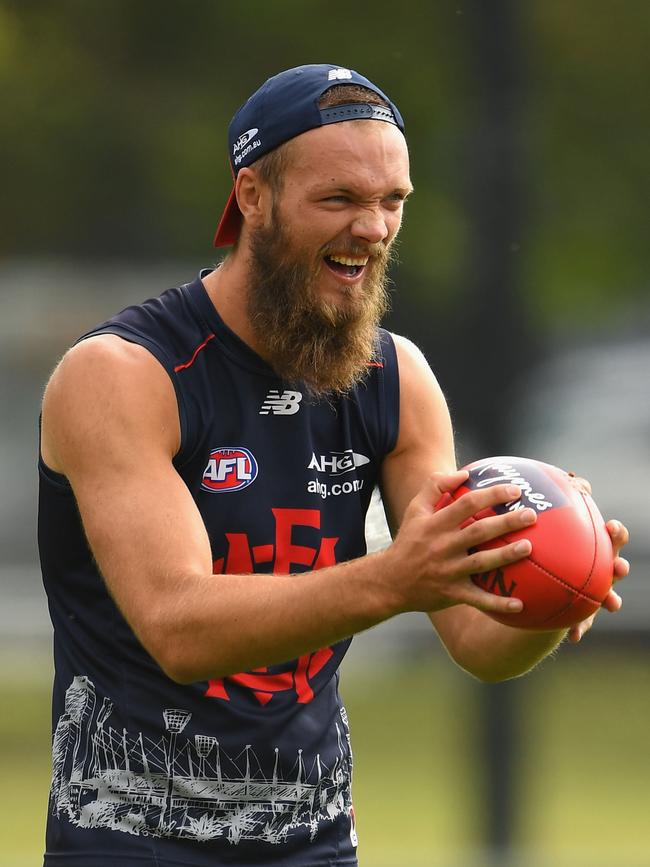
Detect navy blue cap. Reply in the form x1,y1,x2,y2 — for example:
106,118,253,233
213,63,405,247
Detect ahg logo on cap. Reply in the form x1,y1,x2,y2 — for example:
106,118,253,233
232,128,262,167
232,128,259,155
213,63,405,247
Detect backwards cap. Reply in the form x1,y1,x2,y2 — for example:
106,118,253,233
213,63,405,247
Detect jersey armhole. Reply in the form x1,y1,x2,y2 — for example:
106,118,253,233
378,330,400,456
38,454,74,492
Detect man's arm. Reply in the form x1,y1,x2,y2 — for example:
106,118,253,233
41,335,394,681
380,334,628,682
42,335,551,684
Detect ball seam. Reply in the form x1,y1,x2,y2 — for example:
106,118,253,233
524,556,603,604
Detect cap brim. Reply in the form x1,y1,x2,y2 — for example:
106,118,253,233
213,184,242,247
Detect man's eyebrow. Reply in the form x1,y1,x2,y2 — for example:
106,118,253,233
314,184,415,197
385,186,415,199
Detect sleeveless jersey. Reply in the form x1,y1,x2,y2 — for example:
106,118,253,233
39,272,400,866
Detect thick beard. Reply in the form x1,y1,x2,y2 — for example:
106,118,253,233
246,210,392,397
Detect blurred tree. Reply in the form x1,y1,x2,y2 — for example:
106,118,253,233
1,0,647,327
524,1,650,323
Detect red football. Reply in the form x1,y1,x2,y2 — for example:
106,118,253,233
452,456,614,629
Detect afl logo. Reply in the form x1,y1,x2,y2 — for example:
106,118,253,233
201,447,258,493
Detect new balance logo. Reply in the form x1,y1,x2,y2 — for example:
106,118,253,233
259,389,303,416
328,67,353,81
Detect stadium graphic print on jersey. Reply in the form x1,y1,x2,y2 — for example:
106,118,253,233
50,676,353,845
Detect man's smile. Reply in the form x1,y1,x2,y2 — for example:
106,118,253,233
323,253,369,281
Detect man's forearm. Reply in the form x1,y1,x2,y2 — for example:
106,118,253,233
146,550,399,683
430,605,567,682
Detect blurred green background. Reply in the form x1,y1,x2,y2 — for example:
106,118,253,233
1,1,648,865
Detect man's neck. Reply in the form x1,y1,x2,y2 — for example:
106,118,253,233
201,252,268,359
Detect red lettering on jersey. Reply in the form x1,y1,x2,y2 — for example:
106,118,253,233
272,507,320,572
293,653,312,703
206,647,335,705
313,535,338,569
223,533,254,573
206,508,339,706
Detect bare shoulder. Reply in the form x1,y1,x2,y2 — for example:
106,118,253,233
380,332,457,530
45,334,165,397
391,332,432,375
389,332,453,454
42,335,180,475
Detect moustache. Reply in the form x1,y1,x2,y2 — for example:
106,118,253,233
319,240,390,260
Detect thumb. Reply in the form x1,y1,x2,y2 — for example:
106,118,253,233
416,469,469,513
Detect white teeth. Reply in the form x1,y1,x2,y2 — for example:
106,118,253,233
328,254,368,267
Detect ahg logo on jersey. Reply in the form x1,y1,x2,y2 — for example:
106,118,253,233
306,449,369,499
259,389,302,415
308,449,370,476
201,447,258,493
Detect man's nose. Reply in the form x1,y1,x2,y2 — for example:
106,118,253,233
350,208,389,245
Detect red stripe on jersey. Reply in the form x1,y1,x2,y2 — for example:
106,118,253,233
174,333,216,372
366,361,383,368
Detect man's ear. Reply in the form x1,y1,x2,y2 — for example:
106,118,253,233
235,168,271,229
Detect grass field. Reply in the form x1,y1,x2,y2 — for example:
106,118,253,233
2,643,648,866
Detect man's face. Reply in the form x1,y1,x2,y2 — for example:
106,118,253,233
246,120,412,395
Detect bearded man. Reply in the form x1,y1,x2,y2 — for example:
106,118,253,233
39,64,628,866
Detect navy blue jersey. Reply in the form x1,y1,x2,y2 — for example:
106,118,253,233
39,272,400,866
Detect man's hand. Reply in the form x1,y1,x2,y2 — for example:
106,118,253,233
568,518,630,642
384,469,536,617
564,474,629,643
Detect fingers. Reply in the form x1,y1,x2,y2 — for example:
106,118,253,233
568,613,596,643
606,519,630,558
435,469,470,494
570,483,630,611
455,583,524,617
461,536,532,578
567,624,580,643
567,584,623,645
569,475,592,496
430,480,536,576
613,556,629,582
442,515,535,616
602,589,622,612
422,539,532,618
402,473,543,620
460,506,537,551
424,471,469,514
426,475,535,615
605,521,629,614
415,476,631,627
435,481,525,526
